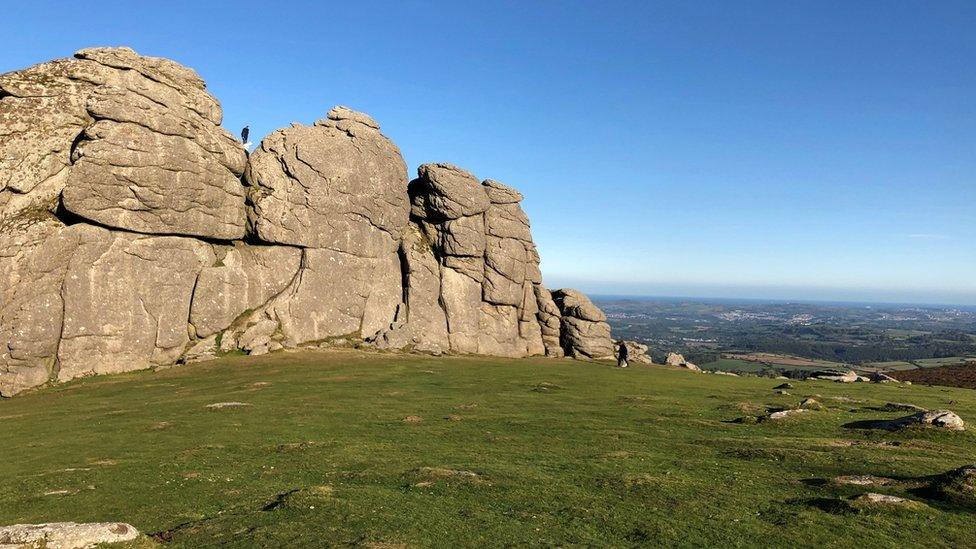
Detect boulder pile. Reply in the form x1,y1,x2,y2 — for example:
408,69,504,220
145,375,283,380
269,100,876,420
0,47,614,396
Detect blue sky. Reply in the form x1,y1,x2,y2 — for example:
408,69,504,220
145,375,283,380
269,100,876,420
3,1,974,304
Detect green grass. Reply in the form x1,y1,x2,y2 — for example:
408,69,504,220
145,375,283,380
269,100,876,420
701,357,834,375
700,358,770,372
865,361,917,371
912,357,976,368
1,350,975,548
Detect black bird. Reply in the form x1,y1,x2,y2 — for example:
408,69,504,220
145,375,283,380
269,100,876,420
241,126,249,144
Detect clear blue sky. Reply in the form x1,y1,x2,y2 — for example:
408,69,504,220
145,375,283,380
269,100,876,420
3,1,974,305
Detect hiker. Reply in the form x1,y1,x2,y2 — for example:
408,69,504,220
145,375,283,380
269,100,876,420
241,125,249,144
617,341,629,368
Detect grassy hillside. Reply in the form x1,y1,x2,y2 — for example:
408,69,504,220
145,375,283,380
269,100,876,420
1,350,974,547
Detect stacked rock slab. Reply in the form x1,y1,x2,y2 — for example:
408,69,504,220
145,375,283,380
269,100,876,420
371,163,560,358
0,47,613,397
552,289,615,359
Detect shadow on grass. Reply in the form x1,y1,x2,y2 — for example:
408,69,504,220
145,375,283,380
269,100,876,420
842,419,895,430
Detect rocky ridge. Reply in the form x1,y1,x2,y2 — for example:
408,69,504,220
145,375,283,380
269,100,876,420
0,47,615,396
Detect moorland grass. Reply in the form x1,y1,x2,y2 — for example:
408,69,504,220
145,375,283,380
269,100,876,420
1,350,974,547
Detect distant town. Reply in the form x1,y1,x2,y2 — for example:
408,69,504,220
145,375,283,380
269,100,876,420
596,296,976,379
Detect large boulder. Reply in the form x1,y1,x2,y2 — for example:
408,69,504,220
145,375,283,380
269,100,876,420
245,105,409,254
885,410,965,431
551,289,614,359
63,119,246,239
243,106,410,345
616,340,653,364
0,521,139,549
43,47,247,239
665,352,701,371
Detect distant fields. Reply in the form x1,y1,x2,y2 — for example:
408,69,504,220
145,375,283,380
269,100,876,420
701,353,845,375
700,352,976,379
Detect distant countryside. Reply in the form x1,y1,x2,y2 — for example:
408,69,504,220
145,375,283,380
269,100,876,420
597,297,976,386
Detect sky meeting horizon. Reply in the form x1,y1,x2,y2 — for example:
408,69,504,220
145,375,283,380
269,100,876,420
2,1,973,305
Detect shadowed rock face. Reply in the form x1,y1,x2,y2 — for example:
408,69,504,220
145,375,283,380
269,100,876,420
0,47,611,396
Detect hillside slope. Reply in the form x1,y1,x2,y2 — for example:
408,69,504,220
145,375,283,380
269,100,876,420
1,350,974,547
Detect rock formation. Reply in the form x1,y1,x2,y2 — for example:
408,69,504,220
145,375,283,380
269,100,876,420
665,352,701,372
615,340,653,364
0,47,613,396
551,289,613,359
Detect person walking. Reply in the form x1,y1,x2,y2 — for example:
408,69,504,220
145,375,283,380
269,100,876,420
617,341,629,368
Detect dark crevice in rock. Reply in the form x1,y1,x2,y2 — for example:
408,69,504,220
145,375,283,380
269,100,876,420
397,242,410,320
53,198,88,227
54,199,245,245
185,267,205,342
67,127,89,163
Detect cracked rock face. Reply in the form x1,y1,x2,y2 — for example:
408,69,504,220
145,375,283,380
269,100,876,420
373,164,577,358
0,216,81,396
552,289,614,359
0,47,612,396
245,105,409,254
0,521,139,549
57,224,216,380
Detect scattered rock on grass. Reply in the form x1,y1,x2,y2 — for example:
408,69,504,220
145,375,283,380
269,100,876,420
810,370,867,383
851,492,922,508
444,415,462,422
927,464,976,507
799,398,823,410
665,353,701,372
412,467,482,487
531,382,564,392
833,475,894,487
881,402,925,413
402,415,423,424
774,382,793,390
767,409,808,421
205,402,251,410
871,410,965,431
869,372,899,383
0,522,138,548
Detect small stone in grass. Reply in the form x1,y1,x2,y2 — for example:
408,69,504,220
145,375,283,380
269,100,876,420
206,402,251,410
